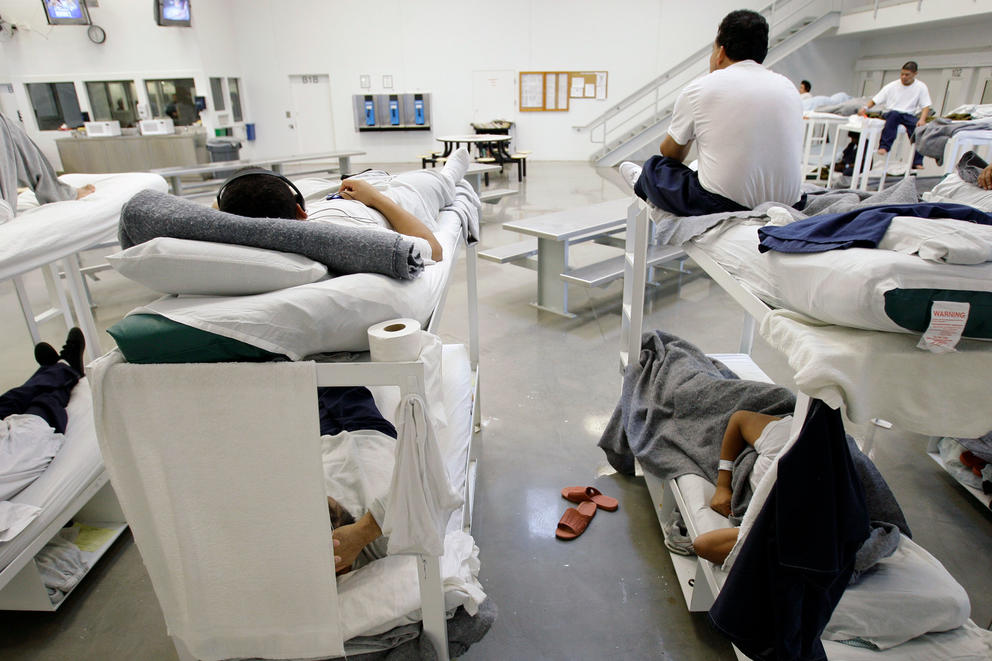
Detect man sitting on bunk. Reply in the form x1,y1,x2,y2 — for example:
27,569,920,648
859,61,931,170
618,9,803,216
0,328,86,502
216,147,473,263
0,113,95,224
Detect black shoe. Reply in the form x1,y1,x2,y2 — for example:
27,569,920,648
59,327,86,375
34,342,59,367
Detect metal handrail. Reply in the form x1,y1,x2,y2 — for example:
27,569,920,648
576,0,836,159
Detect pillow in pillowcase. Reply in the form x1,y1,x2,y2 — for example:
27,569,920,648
107,237,328,295
923,171,992,212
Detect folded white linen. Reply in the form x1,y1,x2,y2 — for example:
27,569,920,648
0,501,42,542
336,530,485,640
90,351,345,661
879,216,992,264
35,533,88,603
759,309,992,438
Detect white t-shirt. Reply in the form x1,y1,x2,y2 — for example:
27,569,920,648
306,196,435,263
749,415,792,492
872,79,932,115
667,60,803,209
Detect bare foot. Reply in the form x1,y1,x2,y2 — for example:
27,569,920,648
76,184,95,199
912,164,925,170
877,148,888,156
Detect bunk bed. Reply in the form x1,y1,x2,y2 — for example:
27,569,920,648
89,178,485,660
617,197,992,660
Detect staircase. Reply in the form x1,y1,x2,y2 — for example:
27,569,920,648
577,0,841,167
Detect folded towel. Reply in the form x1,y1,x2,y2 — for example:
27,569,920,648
120,189,423,280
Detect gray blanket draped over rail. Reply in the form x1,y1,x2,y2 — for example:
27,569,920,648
598,331,911,573
598,331,796,487
119,189,424,280
915,118,992,166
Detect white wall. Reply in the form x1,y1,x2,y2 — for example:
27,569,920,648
772,35,864,98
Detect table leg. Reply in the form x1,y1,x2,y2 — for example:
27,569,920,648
60,255,101,364
337,155,351,175
169,175,183,196
531,237,575,318
465,172,483,193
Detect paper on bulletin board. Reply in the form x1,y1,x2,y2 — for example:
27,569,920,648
596,72,607,99
558,73,569,109
545,73,557,109
521,73,544,109
570,77,584,97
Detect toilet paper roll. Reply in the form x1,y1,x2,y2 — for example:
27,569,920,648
368,318,424,362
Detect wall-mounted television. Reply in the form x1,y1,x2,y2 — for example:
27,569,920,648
42,0,91,25
155,0,191,27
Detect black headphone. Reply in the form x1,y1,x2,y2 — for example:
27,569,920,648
216,168,306,212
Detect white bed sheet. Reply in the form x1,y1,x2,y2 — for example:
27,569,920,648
692,220,992,337
0,173,168,281
135,192,470,359
0,379,103,573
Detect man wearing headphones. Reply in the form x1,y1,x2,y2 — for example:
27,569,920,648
216,147,472,262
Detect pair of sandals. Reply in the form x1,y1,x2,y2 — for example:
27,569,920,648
555,487,619,541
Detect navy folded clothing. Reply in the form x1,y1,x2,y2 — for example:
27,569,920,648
758,202,992,254
120,189,423,280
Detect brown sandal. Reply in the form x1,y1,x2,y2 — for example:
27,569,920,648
561,486,619,512
555,501,597,540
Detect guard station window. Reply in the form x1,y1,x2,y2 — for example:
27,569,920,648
86,80,139,128
26,82,83,130
145,78,199,126
228,78,243,122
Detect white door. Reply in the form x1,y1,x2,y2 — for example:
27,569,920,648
288,74,335,154
472,70,515,122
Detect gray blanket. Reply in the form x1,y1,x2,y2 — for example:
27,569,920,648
119,189,424,280
651,175,920,247
598,331,796,483
915,118,992,165
813,96,873,117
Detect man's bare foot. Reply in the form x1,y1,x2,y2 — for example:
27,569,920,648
76,184,95,199
877,148,888,156
912,164,925,170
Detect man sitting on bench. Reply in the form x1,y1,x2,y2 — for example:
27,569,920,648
618,9,803,216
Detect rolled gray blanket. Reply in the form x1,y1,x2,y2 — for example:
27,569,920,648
119,189,424,280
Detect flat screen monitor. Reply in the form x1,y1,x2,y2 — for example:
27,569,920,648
42,0,91,25
155,0,191,27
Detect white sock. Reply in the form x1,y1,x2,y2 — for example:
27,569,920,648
441,147,471,184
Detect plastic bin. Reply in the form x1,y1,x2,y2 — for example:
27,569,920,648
206,138,242,178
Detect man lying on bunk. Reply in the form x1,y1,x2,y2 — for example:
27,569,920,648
692,410,910,567
619,9,803,216
0,328,85,504
0,113,95,224
215,147,473,263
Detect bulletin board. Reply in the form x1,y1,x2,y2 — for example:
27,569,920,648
568,71,608,100
519,71,608,110
519,71,571,112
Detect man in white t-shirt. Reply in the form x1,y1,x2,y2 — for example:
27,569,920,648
620,9,803,216
859,61,931,170
799,79,812,100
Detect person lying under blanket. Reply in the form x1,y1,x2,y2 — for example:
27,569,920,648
1,328,86,503
215,147,472,263
1,113,94,223
693,409,911,569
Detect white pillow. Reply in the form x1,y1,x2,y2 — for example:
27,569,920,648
923,171,992,212
108,237,328,295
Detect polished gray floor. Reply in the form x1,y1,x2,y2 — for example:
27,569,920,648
1,162,990,660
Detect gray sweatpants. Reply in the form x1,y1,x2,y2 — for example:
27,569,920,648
0,113,76,217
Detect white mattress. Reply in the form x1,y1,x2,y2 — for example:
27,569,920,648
0,172,168,281
0,379,103,573
692,220,992,336
136,192,471,359
370,344,474,533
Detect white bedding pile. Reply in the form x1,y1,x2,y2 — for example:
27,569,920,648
131,184,474,358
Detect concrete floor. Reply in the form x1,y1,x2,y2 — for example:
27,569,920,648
0,161,990,660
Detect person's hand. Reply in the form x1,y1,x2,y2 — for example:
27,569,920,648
333,538,342,566
338,179,383,207
917,117,927,127
710,485,732,518
332,522,365,574
76,184,95,199
857,107,868,117
980,165,992,191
